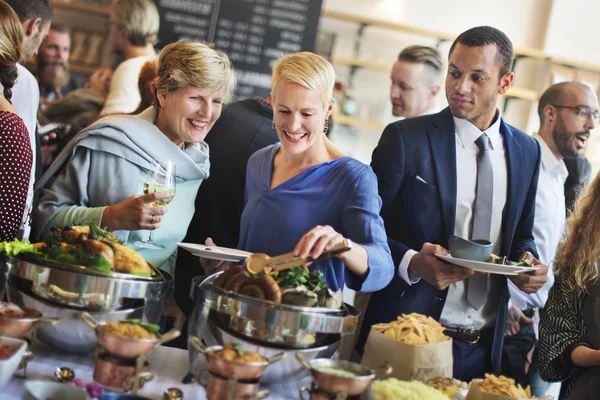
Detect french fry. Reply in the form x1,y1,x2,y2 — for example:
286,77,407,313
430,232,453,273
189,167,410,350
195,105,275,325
476,374,532,398
374,313,450,345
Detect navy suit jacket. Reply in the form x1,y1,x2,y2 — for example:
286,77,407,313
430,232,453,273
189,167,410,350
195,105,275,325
358,107,541,374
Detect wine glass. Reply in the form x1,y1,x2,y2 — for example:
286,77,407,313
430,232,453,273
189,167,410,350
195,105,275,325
135,161,176,250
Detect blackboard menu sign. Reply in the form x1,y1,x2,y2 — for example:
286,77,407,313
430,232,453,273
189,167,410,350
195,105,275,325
155,0,324,99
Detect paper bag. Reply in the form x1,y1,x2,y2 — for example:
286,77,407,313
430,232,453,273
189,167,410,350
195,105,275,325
465,382,554,400
361,327,453,382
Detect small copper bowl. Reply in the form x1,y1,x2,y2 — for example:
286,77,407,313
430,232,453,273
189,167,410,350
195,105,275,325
0,303,59,338
190,336,285,381
81,312,179,359
196,370,269,400
297,354,392,396
93,352,152,392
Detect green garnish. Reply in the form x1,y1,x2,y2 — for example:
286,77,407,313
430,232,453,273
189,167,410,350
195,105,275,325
275,267,325,292
0,239,42,257
515,253,533,267
87,222,123,244
122,319,160,334
232,342,247,358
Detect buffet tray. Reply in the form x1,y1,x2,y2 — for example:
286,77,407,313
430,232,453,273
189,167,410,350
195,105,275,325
3,254,172,311
191,274,360,336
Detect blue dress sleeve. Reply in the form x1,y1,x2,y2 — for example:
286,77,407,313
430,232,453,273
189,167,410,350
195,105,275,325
342,165,394,292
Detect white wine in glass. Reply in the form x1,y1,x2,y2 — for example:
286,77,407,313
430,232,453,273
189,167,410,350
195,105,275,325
135,161,176,250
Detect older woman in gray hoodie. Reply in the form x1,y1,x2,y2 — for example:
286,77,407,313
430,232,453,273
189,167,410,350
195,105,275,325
34,41,235,275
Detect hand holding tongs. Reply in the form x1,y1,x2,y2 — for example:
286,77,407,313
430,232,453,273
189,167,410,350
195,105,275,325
244,239,353,277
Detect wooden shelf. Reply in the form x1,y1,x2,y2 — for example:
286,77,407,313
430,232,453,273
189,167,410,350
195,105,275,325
333,111,386,131
332,55,537,101
70,64,97,75
504,87,538,101
55,1,111,16
547,56,600,74
321,9,545,61
331,55,390,73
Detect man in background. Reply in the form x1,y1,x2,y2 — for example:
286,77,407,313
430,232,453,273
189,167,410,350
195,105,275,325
390,45,443,119
31,24,86,105
4,0,53,241
503,81,598,395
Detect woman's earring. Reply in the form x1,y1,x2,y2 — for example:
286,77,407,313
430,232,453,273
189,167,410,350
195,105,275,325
272,121,275,129
323,120,329,134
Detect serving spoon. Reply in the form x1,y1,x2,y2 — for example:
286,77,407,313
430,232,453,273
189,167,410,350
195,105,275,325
244,239,352,278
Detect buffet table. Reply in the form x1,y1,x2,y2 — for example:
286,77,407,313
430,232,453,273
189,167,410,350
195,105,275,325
4,340,309,399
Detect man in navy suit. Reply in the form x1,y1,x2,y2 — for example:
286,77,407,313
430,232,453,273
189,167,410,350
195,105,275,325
358,26,549,381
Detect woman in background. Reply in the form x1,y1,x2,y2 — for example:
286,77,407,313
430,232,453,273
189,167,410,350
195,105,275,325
539,171,600,399
0,1,32,241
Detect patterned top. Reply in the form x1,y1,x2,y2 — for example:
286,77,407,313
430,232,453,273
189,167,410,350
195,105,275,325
0,111,32,241
538,271,590,400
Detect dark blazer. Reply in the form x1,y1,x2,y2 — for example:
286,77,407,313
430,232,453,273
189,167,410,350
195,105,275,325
174,98,279,315
358,107,541,374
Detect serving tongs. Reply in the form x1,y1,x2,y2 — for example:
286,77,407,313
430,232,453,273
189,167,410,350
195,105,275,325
244,239,352,278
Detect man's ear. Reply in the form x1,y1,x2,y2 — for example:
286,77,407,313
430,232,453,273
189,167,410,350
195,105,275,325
498,72,514,95
430,84,441,98
22,18,42,38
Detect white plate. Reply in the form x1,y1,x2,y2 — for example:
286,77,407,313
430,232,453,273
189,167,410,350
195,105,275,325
435,254,539,276
177,242,252,262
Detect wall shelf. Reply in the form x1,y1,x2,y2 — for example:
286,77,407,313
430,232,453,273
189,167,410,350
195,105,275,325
54,1,111,17
70,64,97,75
331,55,390,73
331,55,538,102
333,111,386,131
504,87,538,101
321,9,545,61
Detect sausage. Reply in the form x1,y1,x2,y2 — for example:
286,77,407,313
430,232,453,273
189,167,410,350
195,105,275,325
261,275,281,304
213,266,242,289
238,284,266,300
226,271,252,292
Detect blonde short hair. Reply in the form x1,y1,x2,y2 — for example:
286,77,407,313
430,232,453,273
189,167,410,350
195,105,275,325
0,0,23,102
111,0,159,46
153,40,236,106
271,52,335,108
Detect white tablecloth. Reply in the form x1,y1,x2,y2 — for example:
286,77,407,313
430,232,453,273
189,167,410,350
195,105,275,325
4,340,308,399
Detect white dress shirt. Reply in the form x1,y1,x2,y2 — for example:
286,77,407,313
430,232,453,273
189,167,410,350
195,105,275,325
399,111,508,329
101,55,153,116
11,64,40,240
508,134,567,310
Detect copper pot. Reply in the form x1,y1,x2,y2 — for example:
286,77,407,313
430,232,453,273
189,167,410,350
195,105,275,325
296,354,392,396
81,312,180,359
196,369,269,400
93,352,153,391
190,336,285,381
0,303,59,338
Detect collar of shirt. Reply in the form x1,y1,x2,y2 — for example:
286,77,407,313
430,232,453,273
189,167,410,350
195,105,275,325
453,109,502,150
533,133,569,184
420,107,440,117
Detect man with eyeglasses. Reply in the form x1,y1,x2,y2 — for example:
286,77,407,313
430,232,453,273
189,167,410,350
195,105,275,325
502,81,598,396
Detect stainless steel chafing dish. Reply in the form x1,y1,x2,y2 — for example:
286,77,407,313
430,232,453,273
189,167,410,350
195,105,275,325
3,254,172,311
1,254,172,353
186,273,360,385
